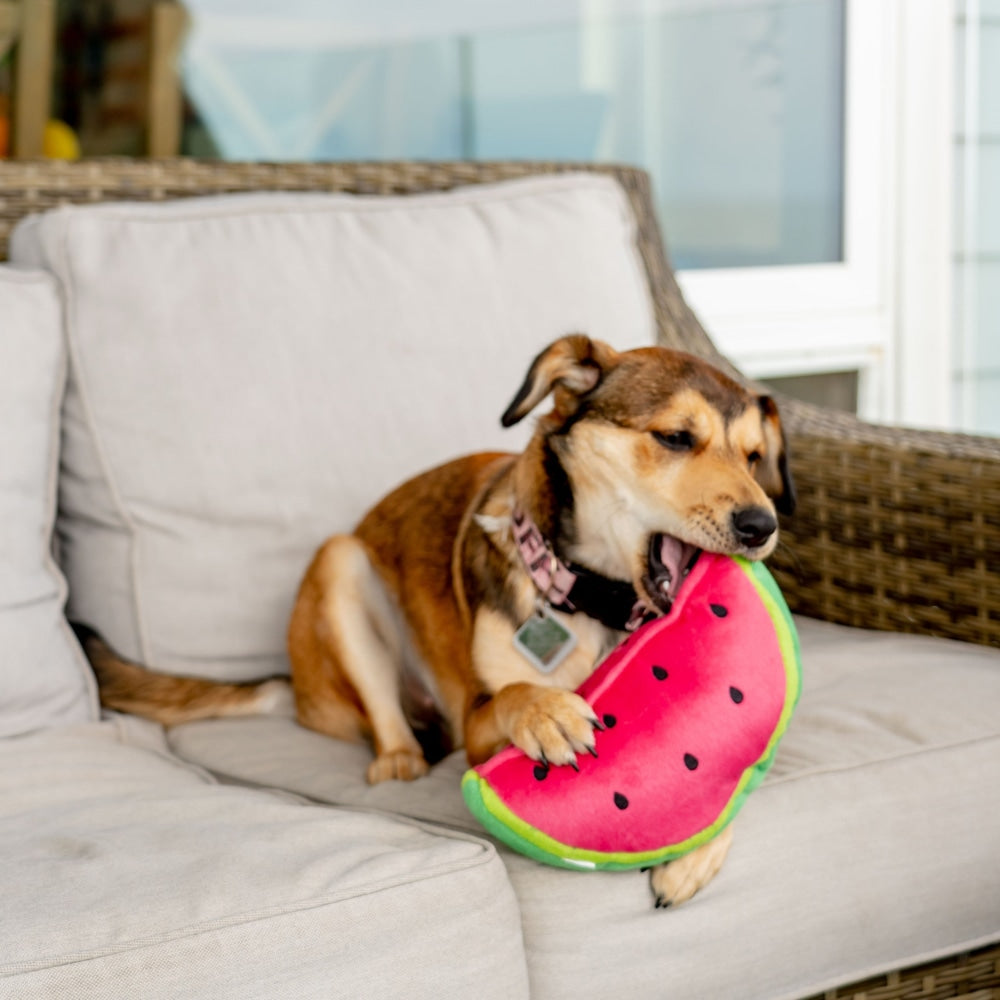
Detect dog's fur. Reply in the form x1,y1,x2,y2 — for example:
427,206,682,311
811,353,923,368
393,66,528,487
77,335,795,907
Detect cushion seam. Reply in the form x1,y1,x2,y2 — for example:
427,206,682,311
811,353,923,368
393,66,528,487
765,730,1000,789
55,222,152,664
48,173,619,225
106,713,224,786
0,850,500,976
41,278,101,720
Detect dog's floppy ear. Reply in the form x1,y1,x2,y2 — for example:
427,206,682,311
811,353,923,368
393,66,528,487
501,334,619,427
755,395,796,516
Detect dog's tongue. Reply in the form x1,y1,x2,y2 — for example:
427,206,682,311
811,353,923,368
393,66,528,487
657,534,700,605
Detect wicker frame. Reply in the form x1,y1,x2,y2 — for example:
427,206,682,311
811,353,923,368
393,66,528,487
1,158,996,999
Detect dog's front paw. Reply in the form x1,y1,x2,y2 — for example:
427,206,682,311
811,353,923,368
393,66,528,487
507,688,599,769
366,748,430,784
649,825,733,909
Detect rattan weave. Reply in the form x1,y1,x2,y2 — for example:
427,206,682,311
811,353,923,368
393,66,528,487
1,158,997,999
804,942,1000,1000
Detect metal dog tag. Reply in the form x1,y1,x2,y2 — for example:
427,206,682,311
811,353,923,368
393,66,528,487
513,608,577,674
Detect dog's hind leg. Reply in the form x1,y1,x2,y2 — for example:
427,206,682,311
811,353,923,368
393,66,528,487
288,534,429,784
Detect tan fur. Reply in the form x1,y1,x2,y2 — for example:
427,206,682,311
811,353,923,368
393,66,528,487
78,629,293,726
649,824,735,908
78,335,794,908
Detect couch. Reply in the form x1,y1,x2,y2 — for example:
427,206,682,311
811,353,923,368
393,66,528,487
1,158,997,1000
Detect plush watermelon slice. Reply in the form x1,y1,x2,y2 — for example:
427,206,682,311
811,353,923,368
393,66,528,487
461,553,801,871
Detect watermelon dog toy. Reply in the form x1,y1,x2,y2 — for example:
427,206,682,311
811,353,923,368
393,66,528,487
461,552,801,871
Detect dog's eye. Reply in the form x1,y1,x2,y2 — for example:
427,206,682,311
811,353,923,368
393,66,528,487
747,450,762,468
653,430,694,452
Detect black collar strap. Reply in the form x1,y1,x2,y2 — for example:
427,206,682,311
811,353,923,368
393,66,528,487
511,506,655,632
554,561,658,632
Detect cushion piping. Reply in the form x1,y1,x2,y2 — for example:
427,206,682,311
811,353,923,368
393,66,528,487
53,222,154,664
0,844,503,975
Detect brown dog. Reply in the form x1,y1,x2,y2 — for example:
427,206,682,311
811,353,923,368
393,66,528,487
78,334,794,908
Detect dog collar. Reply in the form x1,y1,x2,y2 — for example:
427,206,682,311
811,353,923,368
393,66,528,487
511,507,654,631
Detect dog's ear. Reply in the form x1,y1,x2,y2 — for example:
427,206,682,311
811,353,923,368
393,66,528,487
755,395,796,516
501,335,619,427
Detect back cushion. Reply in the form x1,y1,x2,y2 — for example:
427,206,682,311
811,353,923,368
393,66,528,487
10,174,655,681
0,267,97,734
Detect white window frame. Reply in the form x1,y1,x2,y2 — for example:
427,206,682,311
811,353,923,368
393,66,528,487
675,0,953,429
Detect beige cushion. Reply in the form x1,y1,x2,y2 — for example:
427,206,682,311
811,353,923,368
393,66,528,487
10,175,654,683
0,267,96,736
168,618,1000,999
0,718,528,999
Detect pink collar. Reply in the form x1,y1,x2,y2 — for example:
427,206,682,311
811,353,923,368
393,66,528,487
511,506,652,630
511,506,577,608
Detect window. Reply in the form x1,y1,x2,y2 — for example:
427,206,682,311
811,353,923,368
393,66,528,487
182,0,953,427
954,0,1000,434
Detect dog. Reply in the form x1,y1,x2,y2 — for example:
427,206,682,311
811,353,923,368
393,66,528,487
77,334,795,908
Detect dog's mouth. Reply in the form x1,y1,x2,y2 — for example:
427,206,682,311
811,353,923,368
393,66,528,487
642,533,701,614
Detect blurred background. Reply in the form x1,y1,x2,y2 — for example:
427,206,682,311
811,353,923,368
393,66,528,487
1,0,993,434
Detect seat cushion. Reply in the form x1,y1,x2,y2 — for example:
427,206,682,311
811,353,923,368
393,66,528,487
9,175,654,682
0,718,528,1000
168,617,1000,1000
0,267,96,736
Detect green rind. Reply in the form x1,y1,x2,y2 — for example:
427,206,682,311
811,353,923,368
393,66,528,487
461,557,803,872
461,768,735,871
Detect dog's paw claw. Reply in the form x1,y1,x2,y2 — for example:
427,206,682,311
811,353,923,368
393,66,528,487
512,690,597,769
366,749,429,785
647,826,733,909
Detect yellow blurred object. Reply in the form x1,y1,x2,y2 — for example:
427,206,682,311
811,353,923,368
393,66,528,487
42,119,80,160
0,116,80,160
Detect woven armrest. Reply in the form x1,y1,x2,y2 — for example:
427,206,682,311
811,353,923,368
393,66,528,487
768,397,1000,648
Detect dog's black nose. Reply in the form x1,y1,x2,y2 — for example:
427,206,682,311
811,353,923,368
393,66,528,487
732,506,777,548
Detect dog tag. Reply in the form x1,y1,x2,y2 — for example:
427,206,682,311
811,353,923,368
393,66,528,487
513,608,577,674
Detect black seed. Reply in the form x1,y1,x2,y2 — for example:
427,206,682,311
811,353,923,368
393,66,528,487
614,792,629,810
603,713,617,729
710,604,729,618
533,764,549,781
684,753,699,771
730,686,744,704
652,665,668,681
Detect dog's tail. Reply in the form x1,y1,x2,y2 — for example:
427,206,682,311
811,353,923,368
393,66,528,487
71,623,294,727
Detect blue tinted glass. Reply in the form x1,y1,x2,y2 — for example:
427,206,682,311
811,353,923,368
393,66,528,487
184,0,845,269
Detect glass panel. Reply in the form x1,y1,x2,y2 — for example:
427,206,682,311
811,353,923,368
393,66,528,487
954,6,1000,432
183,0,846,269
763,370,858,414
